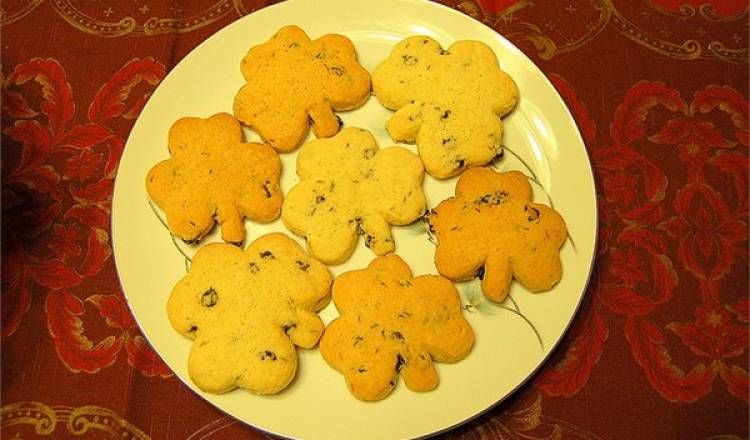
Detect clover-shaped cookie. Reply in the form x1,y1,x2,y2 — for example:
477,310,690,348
373,36,518,179
282,127,426,264
429,168,567,302
233,25,372,152
146,113,282,245
166,233,332,395
320,254,474,401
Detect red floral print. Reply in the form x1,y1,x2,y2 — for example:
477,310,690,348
659,182,747,296
535,77,748,404
1,57,169,378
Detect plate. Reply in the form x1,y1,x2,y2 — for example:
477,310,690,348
112,0,597,439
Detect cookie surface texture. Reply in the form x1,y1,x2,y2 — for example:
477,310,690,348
320,254,474,401
373,36,518,179
429,168,567,302
233,25,372,152
282,127,426,265
146,113,282,245
166,233,332,395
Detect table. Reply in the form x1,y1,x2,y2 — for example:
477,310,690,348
2,1,748,438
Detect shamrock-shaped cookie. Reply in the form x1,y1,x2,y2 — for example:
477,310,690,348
167,233,332,395
146,113,282,245
282,127,426,265
373,36,518,179
233,25,372,152
429,168,567,302
320,254,474,401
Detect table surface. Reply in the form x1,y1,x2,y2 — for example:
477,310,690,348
2,1,748,439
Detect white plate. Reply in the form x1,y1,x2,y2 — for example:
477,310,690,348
112,0,597,439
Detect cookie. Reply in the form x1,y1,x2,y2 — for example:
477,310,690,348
166,232,332,395
282,127,426,265
233,25,372,152
320,254,474,401
372,36,518,179
429,168,567,302
146,113,282,245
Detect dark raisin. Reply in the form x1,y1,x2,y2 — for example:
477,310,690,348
260,250,274,259
441,110,451,120
329,66,345,76
456,159,465,168
353,335,364,346
249,262,259,273
363,148,376,159
389,380,396,386
397,311,411,318
525,205,541,221
189,220,196,226
355,217,364,235
364,235,374,248
201,289,218,307
282,322,297,334
315,195,326,204
395,354,406,372
357,366,368,373
229,240,243,247
422,39,428,44
401,54,418,66
476,266,486,280
441,137,453,145
398,279,411,288
295,260,310,271
493,149,505,161
260,350,277,361
188,325,198,333
391,331,405,341
262,180,273,198
440,50,449,55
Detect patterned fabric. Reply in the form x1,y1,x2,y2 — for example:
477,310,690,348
2,1,747,438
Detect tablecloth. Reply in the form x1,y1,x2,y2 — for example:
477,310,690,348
2,1,748,438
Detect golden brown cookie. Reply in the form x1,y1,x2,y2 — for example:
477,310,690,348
233,25,372,152
146,113,282,245
429,168,567,302
282,127,426,265
373,36,518,179
167,232,332,395
320,254,474,401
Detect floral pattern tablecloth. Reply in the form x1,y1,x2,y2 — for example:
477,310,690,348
2,1,748,438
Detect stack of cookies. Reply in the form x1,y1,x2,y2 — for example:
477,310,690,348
146,25,567,401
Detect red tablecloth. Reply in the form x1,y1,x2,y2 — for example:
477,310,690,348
2,1,748,439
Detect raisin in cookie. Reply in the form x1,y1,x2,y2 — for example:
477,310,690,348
429,168,567,302
320,254,474,401
282,127,426,265
233,25,371,152
166,232,332,395
373,36,518,179
146,113,282,245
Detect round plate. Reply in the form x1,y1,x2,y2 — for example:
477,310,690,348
112,0,597,439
